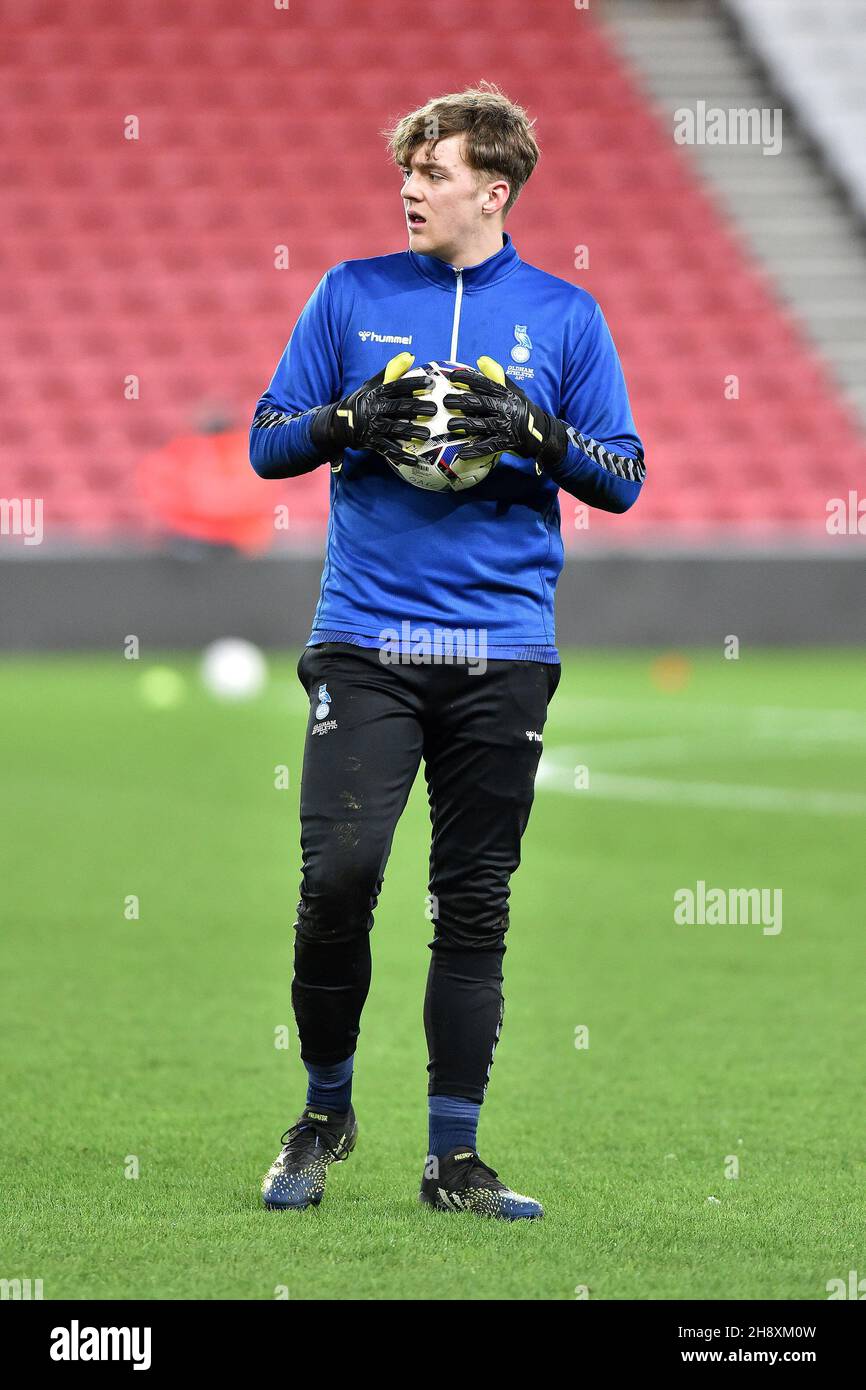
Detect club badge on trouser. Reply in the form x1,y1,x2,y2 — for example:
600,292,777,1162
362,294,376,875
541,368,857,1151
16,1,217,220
315,683,332,720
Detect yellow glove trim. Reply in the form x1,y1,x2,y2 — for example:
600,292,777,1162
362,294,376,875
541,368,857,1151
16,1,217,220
476,355,507,385
383,351,415,384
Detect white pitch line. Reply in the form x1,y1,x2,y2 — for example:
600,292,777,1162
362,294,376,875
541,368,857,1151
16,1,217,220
555,695,866,729
552,737,692,768
536,758,866,817
551,699,866,744
556,696,866,720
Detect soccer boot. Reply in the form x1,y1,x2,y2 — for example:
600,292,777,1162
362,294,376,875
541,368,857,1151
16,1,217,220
419,1146,543,1221
261,1105,357,1210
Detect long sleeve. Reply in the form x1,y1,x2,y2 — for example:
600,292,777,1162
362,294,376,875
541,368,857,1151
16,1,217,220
249,270,343,479
547,301,645,513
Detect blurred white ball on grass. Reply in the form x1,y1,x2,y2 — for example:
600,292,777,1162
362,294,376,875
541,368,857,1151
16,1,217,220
200,638,268,701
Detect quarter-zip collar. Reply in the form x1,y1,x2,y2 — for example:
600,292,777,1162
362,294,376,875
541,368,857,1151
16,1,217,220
408,231,521,293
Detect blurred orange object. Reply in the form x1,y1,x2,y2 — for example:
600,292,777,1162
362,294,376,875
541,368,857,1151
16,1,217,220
649,651,693,693
139,429,278,554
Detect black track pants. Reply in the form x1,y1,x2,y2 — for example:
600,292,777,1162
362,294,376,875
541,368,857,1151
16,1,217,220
292,642,560,1102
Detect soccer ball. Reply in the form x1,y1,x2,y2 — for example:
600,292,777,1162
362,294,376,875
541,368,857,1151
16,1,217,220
200,638,267,701
386,360,502,492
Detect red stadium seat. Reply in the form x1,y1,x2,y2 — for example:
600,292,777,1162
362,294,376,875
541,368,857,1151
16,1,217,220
5,0,865,542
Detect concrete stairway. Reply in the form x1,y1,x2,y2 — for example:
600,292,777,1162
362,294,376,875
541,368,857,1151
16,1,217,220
599,0,866,426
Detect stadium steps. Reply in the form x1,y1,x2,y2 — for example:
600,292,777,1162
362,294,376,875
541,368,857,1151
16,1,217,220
724,0,866,222
601,0,866,425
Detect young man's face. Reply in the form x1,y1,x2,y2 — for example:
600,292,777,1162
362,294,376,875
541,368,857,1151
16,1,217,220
400,134,507,265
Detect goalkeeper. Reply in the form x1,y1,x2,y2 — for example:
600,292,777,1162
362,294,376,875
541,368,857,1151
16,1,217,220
250,83,645,1220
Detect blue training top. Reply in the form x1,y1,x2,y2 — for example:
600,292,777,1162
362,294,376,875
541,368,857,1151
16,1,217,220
250,232,645,662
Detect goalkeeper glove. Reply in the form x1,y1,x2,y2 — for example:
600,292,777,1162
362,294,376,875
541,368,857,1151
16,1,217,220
443,356,567,469
309,352,436,469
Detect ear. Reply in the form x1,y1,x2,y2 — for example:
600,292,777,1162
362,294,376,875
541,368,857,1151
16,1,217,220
481,178,510,215
476,356,506,385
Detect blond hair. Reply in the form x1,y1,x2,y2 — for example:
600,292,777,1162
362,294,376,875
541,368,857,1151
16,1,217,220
383,80,540,215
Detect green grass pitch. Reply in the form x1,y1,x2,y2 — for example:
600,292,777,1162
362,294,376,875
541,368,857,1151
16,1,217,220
2,648,865,1301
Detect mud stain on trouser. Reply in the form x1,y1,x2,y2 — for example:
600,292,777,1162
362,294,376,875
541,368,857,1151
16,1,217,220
339,790,363,813
334,819,361,848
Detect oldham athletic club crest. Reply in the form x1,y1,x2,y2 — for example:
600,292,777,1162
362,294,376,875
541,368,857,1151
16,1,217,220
315,683,331,720
510,325,532,364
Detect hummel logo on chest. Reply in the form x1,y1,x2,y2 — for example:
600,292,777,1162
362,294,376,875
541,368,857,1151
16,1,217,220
358,329,412,345
525,730,543,742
